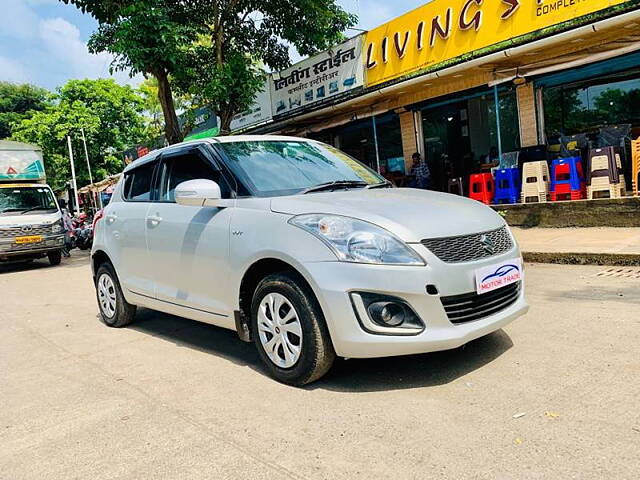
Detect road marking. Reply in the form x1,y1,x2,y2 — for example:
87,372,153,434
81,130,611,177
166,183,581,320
594,268,640,278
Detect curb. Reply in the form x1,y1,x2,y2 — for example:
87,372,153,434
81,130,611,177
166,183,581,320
523,252,640,266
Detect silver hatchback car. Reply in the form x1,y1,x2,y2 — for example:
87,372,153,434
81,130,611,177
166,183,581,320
91,136,528,385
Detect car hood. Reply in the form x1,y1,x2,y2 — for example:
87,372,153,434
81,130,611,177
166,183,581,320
0,211,61,227
270,188,505,242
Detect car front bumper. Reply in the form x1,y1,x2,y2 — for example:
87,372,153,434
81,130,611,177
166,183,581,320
0,234,65,260
302,245,529,359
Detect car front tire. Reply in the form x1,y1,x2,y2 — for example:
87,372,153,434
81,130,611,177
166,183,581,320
47,250,62,265
251,272,335,386
95,263,136,328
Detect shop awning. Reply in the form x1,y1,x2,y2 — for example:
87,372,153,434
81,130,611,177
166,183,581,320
532,50,640,87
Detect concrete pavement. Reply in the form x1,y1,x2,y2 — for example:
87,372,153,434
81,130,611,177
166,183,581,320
512,227,640,265
1,253,639,479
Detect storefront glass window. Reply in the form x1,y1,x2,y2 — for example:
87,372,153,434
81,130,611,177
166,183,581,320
542,72,640,137
309,112,403,172
421,87,520,192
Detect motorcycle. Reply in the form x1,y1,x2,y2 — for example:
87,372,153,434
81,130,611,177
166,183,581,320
71,213,94,251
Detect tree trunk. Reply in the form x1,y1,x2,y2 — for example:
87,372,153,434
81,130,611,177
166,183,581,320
218,108,234,136
154,69,183,144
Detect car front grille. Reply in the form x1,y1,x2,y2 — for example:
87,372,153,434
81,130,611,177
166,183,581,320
440,282,521,324
421,226,513,263
0,224,52,238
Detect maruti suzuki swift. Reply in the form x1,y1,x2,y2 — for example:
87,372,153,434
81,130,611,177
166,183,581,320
91,136,528,385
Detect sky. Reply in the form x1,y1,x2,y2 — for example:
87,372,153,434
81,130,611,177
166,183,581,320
0,0,423,92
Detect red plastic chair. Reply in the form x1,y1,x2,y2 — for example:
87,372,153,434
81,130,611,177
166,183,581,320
469,173,494,204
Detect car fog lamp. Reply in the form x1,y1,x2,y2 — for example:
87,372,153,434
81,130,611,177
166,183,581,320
350,292,425,335
368,301,405,327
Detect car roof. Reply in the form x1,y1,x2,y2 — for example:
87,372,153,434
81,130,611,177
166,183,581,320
123,135,317,174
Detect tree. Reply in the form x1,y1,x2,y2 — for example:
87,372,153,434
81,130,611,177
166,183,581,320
174,0,356,134
0,82,51,139
62,0,356,139
11,79,147,190
86,2,197,144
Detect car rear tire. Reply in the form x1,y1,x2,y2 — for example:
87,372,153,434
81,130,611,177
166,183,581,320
251,272,335,386
48,251,62,265
95,263,136,328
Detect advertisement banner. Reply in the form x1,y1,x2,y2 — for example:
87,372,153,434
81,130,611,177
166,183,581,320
364,0,631,87
183,107,219,141
270,35,364,117
230,83,273,132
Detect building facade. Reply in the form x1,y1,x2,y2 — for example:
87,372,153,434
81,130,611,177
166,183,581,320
234,0,640,193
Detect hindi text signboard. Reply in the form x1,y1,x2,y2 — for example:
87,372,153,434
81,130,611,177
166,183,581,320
270,35,364,117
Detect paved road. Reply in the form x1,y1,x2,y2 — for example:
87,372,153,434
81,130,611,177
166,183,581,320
1,254,639,479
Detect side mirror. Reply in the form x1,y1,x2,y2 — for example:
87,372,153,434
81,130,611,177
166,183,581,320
175,179,224,208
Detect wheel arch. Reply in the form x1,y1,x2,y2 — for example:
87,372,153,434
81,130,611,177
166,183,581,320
91,249,113,280
236,257,321,343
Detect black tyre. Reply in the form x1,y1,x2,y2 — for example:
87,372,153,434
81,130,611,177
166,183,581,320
95,263,136,328
47,250,62,265
251,272,335,386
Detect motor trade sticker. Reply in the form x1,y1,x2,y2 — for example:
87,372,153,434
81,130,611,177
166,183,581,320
475,258,522,295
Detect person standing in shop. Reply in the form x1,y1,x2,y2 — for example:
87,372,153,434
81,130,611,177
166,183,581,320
409,152,431,189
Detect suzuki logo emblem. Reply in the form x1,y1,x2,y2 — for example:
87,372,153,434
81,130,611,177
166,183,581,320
479,234,495,254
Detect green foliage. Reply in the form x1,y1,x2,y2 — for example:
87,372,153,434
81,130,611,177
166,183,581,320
64,0,356,139
11,79,147,190
0,82,51,139
59,0,132,23
173,0,356,133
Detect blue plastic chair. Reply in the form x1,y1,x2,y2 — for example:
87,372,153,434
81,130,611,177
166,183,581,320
550,156,584,200
493,168,521,204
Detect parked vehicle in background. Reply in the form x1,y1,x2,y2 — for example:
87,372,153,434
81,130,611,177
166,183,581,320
91,136,528,385
73,212,93,250
0,141,65,265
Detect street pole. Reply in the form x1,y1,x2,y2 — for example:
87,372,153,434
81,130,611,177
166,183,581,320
67,135,80,215
80,128,93,185
80,128,95,209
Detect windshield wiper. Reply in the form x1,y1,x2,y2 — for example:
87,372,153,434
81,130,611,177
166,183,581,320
20,206,52,215
301,180,368,194
365,180,393,189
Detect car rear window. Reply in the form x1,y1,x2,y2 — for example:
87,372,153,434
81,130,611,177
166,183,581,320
124,161,156,201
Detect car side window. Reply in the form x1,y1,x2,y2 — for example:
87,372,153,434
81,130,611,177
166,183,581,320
123,160,156,202
158,151,230,202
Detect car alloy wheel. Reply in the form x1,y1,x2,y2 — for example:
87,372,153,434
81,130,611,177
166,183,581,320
257,292,303,368
97,273,117,318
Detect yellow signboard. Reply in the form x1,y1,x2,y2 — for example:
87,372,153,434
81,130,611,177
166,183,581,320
364,0,631,86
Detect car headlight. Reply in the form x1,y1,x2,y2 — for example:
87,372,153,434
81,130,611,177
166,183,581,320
51,220,63,233
289,214,425,265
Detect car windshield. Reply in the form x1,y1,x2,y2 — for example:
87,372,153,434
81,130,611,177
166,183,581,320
0,186,58,215
216,140,386,196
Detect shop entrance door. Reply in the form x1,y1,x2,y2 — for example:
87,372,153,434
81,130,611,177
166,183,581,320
422,101,472,192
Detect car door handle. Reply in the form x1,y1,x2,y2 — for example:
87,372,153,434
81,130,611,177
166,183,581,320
147,215,162,227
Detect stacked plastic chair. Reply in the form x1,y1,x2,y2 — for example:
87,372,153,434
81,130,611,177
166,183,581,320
550,156,585,201
469,173,494,204
586,147,626,199
520,161,550,203
493,168,521,204
632,138,640,197
447,177,464,196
